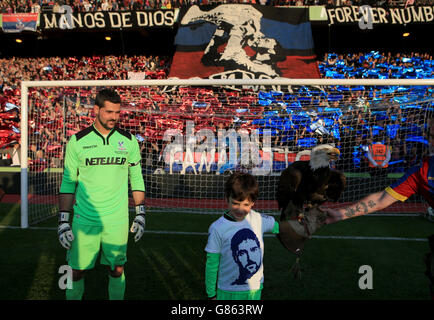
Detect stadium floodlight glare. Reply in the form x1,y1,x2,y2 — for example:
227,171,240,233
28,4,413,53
403,32,410,37
105,36,112,41
15,39,22,43
19,79,434,228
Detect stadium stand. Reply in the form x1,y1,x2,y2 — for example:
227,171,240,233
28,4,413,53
1,51,432,174
2,0,434,14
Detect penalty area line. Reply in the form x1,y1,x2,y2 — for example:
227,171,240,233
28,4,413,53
0,226,428,242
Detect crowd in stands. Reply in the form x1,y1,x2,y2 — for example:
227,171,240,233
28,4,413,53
0,51,432,174
321,52,434,79
0,54,170,169
1,0,433,14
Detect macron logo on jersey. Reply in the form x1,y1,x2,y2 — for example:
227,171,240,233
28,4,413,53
85,157,127,166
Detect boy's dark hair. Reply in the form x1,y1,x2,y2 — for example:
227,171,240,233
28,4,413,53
224,172,259,203
95,89,121,108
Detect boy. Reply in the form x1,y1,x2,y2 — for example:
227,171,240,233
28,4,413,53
205,172,279,300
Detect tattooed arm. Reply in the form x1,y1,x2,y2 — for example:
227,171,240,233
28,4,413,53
324,190,398,224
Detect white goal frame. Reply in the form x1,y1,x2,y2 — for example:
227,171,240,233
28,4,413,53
20,78,434,228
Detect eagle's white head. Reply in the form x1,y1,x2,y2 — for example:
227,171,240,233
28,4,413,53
309,144,340,170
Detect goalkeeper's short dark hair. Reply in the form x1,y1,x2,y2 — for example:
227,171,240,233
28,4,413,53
224,172,259,203
95,89,121,108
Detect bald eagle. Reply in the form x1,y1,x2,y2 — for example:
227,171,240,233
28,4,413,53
276,144,346,220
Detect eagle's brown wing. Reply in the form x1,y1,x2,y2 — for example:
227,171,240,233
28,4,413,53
326,170,346,202
276,165,303,211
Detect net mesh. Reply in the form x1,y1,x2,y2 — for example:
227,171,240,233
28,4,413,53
24,82,433,225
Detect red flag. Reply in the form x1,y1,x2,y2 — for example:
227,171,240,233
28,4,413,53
405,0,415,8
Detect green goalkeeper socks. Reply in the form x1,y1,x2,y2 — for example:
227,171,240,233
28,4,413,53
64,272,125,300
108,272,126,300
66,278,84,300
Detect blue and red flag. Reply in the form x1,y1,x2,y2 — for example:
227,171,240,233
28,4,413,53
169,4,320,79
2,13,39,33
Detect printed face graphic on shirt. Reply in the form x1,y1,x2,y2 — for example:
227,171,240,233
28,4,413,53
230,228,261,285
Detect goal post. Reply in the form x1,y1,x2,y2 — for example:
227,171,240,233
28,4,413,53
20,79,434,228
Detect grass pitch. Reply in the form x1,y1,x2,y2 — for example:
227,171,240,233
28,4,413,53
0,203,433,300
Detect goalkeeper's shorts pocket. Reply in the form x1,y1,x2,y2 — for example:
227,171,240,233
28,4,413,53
100,223,129,270
67,223,103,270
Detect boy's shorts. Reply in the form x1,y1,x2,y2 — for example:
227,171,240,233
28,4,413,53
216,287,262,300
67,221,128,271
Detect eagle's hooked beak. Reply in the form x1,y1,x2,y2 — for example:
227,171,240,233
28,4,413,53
327,148,340,161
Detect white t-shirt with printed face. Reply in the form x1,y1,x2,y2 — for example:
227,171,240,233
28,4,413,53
205,210,276,292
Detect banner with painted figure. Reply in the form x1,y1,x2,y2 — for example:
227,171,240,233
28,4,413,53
2,13,38,33
168,5,320,79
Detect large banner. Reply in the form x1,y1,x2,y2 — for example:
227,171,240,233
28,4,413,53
40,9,178,30
168,5,320,79
2,13,38,33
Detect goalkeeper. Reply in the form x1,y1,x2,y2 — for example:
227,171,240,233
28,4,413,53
58,89,146,300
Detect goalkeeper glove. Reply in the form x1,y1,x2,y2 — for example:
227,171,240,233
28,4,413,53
58,211,74,250
130,204,146,242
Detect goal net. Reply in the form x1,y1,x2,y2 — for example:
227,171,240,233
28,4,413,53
20,79,433,227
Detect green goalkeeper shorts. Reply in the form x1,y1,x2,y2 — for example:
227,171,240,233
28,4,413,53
67,221,128,271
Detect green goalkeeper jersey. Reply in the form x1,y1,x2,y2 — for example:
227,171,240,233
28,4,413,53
60,124,145,226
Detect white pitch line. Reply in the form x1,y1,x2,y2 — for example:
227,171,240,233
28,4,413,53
0,226,428,242
132,208,424,217
310,235,428,242
0,226,56,230
145,210,422,217
364,213,420,217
